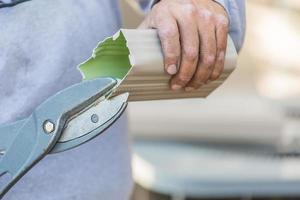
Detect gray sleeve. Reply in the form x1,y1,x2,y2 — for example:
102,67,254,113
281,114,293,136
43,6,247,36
136,0,159,12
214,0,246,52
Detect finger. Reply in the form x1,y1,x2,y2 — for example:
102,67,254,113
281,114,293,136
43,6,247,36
138,3,181,76
170,4,199,90
210,15,229,80
156,16,181,76
187,21,217,90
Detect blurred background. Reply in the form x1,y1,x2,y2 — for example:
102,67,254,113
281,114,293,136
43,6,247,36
120,0,300,199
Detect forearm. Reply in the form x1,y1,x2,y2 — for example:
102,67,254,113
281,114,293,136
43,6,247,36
214,0,246,52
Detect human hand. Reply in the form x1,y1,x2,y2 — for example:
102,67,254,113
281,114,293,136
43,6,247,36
139,0,229,91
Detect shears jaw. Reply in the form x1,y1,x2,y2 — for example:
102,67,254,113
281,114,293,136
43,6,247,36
50,92,129,154
0,77,121,197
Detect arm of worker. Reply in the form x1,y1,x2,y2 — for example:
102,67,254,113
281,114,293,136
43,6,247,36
139,0,246,91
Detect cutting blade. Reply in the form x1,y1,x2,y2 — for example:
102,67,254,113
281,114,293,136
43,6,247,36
50,92,128,153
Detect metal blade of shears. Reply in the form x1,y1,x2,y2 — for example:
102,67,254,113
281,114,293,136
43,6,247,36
51,92,128,153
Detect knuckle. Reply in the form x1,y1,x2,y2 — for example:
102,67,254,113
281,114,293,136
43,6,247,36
196,66,211,81
202,54,216,67
216,14,229,27
183,4,197,17
159,26,178,39
211,71,221,80
166,53,179,63
218,53,225,62
183,47,198,62
199,9,213,21
177,74,192,83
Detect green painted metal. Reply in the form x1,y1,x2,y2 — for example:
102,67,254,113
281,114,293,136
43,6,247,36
79,32,132,80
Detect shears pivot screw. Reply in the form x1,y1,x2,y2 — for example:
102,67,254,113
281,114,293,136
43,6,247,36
0,149,5,155
43,120,55,134
91,114,99,123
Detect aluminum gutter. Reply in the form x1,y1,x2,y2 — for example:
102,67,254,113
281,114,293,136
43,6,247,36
79,29,237,101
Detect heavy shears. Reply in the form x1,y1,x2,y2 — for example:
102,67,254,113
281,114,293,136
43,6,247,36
0,77,128,198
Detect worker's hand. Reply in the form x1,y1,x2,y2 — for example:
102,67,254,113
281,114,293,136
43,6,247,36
139,0,229,91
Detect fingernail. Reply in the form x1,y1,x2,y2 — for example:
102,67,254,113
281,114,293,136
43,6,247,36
185,87,195,92
172,84,182,90
167,64,177,75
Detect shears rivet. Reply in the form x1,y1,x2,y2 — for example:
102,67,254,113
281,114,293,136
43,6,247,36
43,120,55,134
0,149,5,155
91,114,99,123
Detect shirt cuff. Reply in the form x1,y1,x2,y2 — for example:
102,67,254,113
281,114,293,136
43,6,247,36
142,0,159,12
